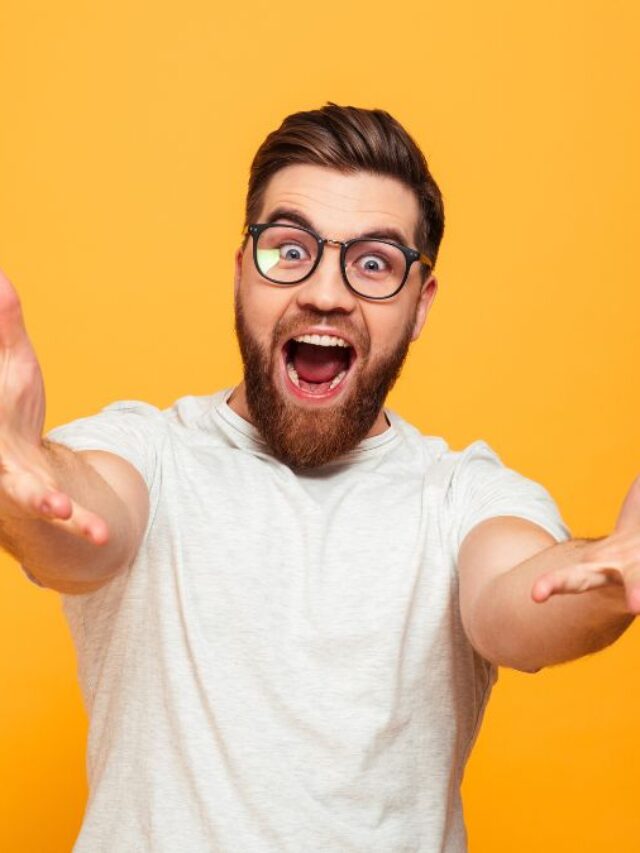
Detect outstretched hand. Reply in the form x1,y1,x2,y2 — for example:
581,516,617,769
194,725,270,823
0,268,108,544
531,476,640,615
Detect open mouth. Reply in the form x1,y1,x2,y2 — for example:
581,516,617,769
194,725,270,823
282,334,356,398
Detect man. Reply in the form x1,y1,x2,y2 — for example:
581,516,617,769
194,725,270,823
1,103,638,851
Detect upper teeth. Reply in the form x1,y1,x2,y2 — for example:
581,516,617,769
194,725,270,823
293,334,350,347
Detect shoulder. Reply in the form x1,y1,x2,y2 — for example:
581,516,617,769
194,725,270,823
385,409,495,487
93,391,232,444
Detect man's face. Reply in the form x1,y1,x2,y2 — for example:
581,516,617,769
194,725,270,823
229,164,438,468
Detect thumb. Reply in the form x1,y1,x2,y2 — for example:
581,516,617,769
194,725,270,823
615,475,640,534
0,268,30,350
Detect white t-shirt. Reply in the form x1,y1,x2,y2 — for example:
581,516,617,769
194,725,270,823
39,389,571,852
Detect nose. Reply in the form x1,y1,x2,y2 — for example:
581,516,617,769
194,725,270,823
294,243,358,315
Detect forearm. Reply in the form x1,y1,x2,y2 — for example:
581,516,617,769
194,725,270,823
0,441,136,591
468,538,635,673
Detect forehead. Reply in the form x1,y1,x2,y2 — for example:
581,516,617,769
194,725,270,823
257,164,420,244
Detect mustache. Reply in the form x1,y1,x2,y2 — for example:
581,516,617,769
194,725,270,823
271,309,370,359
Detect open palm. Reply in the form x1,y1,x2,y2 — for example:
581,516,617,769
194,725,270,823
0,268,108,542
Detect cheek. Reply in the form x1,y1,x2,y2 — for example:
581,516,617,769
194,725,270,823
363,303,411,356
237,280,293,343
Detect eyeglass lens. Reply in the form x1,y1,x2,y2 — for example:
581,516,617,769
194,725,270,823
254,225,408,299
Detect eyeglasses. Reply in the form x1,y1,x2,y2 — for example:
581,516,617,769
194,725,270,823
245,222,433,301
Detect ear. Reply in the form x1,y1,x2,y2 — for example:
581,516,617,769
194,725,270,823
411,276,438,341
234,247,244,297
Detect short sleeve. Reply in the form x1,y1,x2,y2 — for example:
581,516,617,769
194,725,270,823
45,399,164,490
450,439,572,553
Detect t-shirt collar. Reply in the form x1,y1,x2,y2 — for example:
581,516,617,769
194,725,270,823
215,386,399,466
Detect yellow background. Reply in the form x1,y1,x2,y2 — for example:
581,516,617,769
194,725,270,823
1,1,638,849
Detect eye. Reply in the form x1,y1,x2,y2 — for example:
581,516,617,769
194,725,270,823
279,242,310,263
357,253,391,275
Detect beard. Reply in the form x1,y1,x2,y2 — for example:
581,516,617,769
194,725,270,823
234,298,416,470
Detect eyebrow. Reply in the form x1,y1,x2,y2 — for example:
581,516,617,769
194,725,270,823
263,206,413,248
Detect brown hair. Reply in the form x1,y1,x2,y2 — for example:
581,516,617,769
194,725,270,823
244,102,445,270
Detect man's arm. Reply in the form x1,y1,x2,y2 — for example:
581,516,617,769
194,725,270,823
458,474,640,673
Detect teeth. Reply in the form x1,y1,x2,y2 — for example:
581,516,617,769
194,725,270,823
329,369,347,390
286,361,347,392
293,334,350,348
287,361,301,388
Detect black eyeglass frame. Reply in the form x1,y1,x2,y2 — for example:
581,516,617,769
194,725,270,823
246,222,433,301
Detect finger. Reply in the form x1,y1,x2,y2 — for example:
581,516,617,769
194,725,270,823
615,474,640,535
1,465,64,518
531,563,622,603
31,483,109,545
37,488,72,519
31,484,109,545
43,498,110,546
1,468,109,545
621,562,640,615
0,268,31,350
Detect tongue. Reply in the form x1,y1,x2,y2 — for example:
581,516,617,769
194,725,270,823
292,342,348,383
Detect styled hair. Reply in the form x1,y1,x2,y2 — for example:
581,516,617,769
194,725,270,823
244,103,445,269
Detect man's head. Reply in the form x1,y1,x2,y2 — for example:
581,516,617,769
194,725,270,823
230,103,444,469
